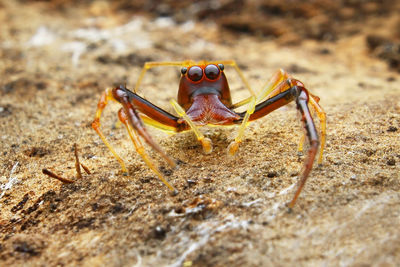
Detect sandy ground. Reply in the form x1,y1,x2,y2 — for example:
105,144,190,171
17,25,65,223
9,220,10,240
0,1,399,266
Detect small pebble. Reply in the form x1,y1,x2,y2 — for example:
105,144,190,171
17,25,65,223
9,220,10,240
202,177,213,183
267,171,278,178
187,179,197,186
387,159,396,166
154,226,166,239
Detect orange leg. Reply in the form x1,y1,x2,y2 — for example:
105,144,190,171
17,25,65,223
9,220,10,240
92,88,128,173
122,86,188,133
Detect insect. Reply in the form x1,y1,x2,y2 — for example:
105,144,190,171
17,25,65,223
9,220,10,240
92,60,326,208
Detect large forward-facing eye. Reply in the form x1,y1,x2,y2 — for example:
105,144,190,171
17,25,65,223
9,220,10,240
204,64,220,80
187,66,203,82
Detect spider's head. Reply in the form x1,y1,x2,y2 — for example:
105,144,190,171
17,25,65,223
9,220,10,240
178,63,232,109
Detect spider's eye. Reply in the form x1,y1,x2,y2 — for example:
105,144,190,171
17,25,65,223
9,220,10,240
205,64,220,80
181,67,187,75
218,63,224,71
188,66,203,82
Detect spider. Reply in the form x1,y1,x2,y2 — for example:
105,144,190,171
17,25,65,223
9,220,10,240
92,60,326,208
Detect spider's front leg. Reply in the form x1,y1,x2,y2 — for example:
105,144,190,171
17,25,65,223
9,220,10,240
233,74,325,208
92,85,178,193
290,84,320,208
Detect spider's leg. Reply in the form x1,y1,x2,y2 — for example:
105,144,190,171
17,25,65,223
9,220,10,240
123,87,185,133
92,88,128,173
308,95,326,165
117,108,177,193
297,95,326,165
297,134,306,155
134,60,195,93
297,103,314,155
170,99,213,154
228,69,290,155
248,75,325,164
231,69,290,109
237,78,320,208
113,86,177,168
290,84,319,208
227,96,256,155
209,60,255,96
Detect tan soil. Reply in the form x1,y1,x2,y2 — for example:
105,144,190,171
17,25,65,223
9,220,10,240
0,1,399,266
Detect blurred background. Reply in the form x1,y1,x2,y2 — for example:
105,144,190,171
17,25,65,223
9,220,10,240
11,0,400,68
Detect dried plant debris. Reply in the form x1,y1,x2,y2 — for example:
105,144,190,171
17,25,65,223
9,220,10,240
42,144,90,184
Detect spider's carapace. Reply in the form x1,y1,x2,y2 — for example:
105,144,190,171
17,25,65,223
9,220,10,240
92,60,326,208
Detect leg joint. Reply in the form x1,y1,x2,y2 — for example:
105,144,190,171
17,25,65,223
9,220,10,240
91,118,100,130
288,86,302,101
113,85,130,103
294,87,309,102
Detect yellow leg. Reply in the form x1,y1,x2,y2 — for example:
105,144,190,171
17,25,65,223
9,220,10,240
121,115,177,193
297,134,305,154
230,97,253,109
228,69,290,155
135,60,256,99
308,95,326,165
231,69,289,109
210,60,255,96
170,99,213,154
134,60,195,93
257,69,290,102
140,115,179,134
228,96,256,155
92,88,128,173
